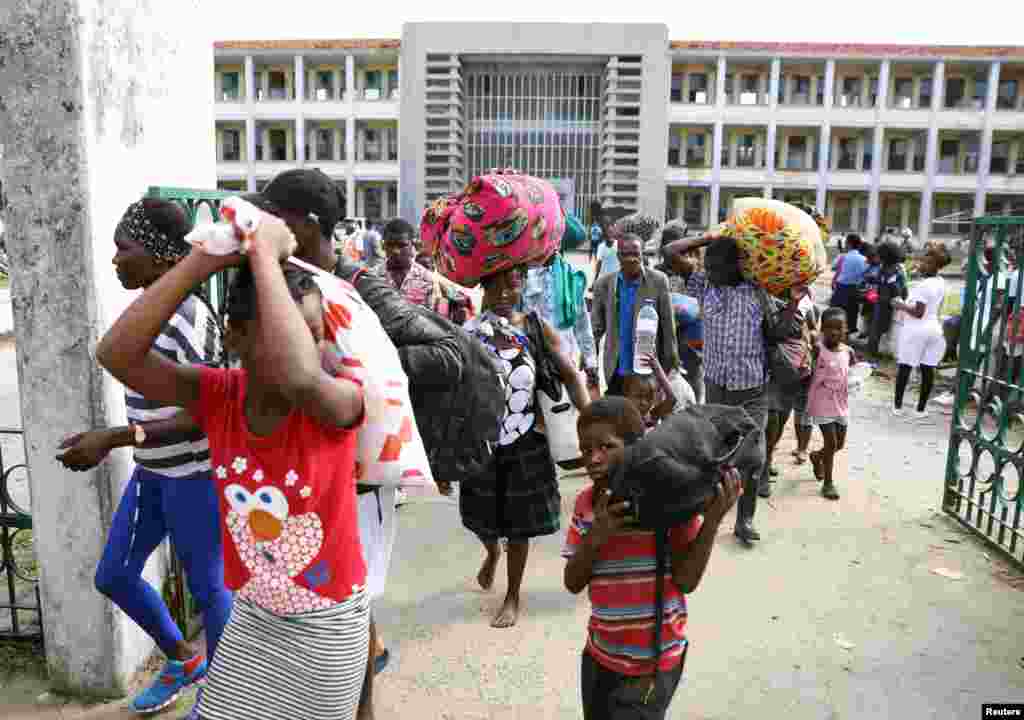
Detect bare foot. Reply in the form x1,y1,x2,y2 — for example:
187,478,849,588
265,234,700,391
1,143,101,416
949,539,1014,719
491,595,519,628
477,548,500,590
809,451,824,481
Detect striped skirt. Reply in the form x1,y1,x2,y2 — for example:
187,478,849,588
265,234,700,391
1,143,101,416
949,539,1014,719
460,428,560,542
198,589,370,720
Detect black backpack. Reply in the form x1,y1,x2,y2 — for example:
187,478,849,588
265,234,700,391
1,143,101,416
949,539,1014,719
334,260,504,479
608,404,764,682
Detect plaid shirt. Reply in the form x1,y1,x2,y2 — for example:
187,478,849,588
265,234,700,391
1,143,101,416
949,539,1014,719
695,272,766,391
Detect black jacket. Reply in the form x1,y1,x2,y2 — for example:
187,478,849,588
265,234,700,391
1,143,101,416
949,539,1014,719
333,260,504,478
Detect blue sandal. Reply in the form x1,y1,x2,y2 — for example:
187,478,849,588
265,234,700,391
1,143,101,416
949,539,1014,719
374,648,390,675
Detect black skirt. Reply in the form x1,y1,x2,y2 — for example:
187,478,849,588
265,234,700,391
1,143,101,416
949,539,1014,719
460,429,560,541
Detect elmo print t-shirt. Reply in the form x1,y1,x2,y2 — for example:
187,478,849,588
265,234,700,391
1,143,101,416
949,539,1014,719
190,366,365,615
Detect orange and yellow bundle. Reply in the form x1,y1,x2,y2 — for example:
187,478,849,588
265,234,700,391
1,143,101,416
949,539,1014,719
720,198,828,295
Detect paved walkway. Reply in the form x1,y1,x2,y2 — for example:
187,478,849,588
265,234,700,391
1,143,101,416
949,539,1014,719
4,373,1024,719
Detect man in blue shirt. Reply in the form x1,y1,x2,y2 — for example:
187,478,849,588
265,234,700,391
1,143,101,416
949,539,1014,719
591,235,678,396
830,233,868,334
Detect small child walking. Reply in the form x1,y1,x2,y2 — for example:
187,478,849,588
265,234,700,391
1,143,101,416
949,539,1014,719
807,308,857,500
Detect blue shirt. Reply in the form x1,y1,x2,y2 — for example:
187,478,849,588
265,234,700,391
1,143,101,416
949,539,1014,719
616,273,641,377
597,242,621,279
590,223,603,248
835,250,868,286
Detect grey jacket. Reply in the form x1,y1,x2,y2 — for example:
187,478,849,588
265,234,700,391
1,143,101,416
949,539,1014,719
592,267,679,383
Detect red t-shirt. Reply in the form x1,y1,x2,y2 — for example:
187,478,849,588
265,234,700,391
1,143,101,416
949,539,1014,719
191,367,366,615
562,485,702,676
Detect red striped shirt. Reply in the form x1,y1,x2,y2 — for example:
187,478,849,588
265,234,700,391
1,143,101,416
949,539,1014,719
562,485,702,676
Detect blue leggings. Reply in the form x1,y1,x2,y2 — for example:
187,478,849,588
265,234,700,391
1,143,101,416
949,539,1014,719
95,465,232,660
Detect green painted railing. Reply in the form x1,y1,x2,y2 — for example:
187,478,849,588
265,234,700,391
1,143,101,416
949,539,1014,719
944,214,1024,566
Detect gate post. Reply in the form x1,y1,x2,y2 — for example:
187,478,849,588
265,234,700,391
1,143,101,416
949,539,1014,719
0,1,215,696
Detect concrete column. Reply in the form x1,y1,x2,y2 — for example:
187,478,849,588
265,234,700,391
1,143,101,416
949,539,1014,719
769,58,781,109
728,131,738,167
716,56,727,107
710,121,724,224
0,1,216,694
823,60,835,109
780,133,790,170
1009,140,1020,176
783,72,793,104
346,176,356,217
867,125,885,239
919,60,945,242
900,197,912,228
818,123,831,209
975,61,1001,215
856,135,865,171
260,68,269,102
334,126,343,161
244,55,255,104
831,133,841,170
810,75,819,106
834,71,843,105
295,55,305,104
346,117,356,169
862,72,870,107
913,76,922,108
345,55,356,103
755,134,765,169
804,134,814,170
682,72,690,104
876,60,891,111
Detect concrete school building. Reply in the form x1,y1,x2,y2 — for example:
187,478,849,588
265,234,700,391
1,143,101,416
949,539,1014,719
213,23,1024,244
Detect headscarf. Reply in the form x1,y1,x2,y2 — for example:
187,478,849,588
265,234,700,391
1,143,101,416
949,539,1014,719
116,200,190,262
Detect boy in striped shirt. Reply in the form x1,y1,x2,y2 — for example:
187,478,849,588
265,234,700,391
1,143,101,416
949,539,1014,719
564,398,741,719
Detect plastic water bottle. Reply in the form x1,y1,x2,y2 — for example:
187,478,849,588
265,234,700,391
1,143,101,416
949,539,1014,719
633,299,659,375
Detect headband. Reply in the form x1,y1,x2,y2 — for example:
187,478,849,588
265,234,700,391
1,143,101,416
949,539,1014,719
116,201,189,262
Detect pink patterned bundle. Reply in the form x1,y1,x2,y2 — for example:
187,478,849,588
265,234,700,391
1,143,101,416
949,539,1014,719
420,170,565,287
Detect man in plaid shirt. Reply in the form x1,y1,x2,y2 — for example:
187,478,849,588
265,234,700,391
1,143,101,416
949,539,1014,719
663,233,800,547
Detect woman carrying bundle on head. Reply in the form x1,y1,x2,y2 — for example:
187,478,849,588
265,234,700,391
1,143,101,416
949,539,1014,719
421,170,590,627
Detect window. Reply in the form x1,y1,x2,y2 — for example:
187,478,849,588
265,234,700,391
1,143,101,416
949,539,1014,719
686,133,707,166
832,196,853,230
869,77,879,107
889,139,908,171
737,134,757,167
893,77,913,108
221,72,240,101
364,71,382,100
964,137,980,173
816,76,824,106
670,74,683,102
269,129,287,161
268,71,288,100
387,128,398,161
668,133,682,166
972,76,988,107
222,129,240,161
315,128,333,161
364,187,383,220
688,74,708,104
991,142,1010,174
998,79,1019,109
919,77,933,108
787,136,807,170
683,193,704,226
388,185,398,216
913,140,925,171
863,141,873,171
882,199,902,229
792,76,811,104
837,138,857,170
314,70,334,101
939,139,959,173
839,77,862,107
945,77,965,108
388,69,400,99
740,74,760,105
363,128,382,161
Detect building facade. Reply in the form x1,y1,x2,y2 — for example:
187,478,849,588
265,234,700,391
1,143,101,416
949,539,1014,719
215,25,1024,242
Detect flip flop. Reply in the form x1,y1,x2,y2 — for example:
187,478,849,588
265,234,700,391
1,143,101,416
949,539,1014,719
374,648,390,675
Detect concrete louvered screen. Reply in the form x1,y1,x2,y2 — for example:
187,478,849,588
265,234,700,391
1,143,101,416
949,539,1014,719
600,56,643,211
424,54,466,203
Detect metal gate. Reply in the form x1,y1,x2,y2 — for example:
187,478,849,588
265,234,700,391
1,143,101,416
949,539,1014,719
463,65,603,218
944,214,1024,565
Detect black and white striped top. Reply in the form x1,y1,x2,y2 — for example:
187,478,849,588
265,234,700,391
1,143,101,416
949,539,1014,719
125,293,222,477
